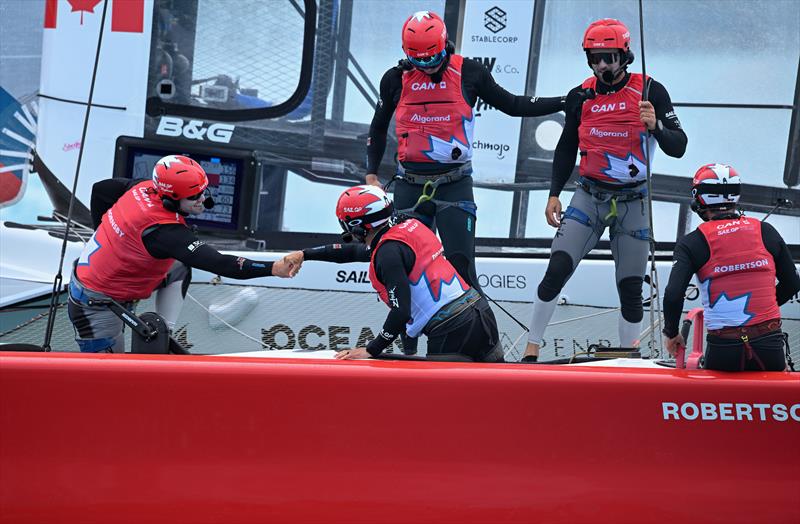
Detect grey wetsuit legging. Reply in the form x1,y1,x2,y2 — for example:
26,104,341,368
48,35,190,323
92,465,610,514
528,184,650,347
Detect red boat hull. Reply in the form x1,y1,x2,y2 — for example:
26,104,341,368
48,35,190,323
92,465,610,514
1,352,798,523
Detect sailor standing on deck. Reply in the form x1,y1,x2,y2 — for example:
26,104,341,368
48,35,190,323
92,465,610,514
522,19,688,362
283,185,503,362
68,155,294,353
365,10,565,292
662,164,799,371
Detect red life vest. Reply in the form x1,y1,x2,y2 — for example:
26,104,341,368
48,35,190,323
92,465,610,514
578,73,656,185
369,219,468,337
75,180,185,301
696,217,780,329
395,55,475,165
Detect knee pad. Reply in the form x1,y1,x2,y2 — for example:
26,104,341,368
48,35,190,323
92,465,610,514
538,250,574,302
617,276,644,322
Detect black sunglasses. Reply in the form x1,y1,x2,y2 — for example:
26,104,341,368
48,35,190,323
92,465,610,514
186,191,205,201
588,51,620,65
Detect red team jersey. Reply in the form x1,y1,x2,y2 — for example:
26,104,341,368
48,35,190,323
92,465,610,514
76,181,185,301
369,219,468,337
395,55,475,165
696,217,780,329
578,73,656,185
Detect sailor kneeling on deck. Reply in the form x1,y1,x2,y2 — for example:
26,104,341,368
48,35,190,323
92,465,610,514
662,164,800,371
283,185,503,362
68,155,295,353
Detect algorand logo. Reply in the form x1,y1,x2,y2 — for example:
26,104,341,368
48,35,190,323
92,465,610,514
156,116,235,143
410,114,451,123
589,128,629,138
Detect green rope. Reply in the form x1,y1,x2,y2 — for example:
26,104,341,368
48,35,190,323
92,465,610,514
604,197,618,222
414,180,437,208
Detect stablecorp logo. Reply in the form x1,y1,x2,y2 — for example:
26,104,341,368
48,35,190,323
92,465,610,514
472,6,519,44
484,6,507,33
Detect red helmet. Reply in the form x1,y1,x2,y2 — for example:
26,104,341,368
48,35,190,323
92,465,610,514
152,155,208,200
583,18,631,52
401,11,448,67
691,163,741,208
336,185,394,241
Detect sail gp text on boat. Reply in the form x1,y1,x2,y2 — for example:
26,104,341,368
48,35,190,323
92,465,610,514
662,402,800,422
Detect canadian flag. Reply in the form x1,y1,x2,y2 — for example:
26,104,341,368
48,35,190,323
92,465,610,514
44,0,145,33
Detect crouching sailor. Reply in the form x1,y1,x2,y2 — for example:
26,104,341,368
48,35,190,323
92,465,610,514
283,185,503,362
662,164,800,371
68,155,295,353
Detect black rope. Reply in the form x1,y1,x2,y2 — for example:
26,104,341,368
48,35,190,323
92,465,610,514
42,0,110,351
638,0,663,357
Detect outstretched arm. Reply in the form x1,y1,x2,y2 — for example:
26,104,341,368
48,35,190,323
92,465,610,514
142,224,284,279
466,58,564,117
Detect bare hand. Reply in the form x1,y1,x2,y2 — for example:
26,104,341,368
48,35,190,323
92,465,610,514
639,101,657,131
664,334,686,357
365,174,381,187
545,196,562,228
335,347,370,360
271,258,294,278
282,251,304,277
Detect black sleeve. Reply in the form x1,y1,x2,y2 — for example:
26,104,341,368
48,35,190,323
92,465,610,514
647,80,687,158
364,241,416,356
662,231,709,337
142,224,274,279
465,58,564,117
549,86,584,197
761,222,800,306
90,178,138,229
366,67,402,176
302,243,370,263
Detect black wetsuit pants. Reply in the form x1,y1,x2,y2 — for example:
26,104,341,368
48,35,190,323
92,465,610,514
393,175,480,291
704,331,787,371
425,296,503,362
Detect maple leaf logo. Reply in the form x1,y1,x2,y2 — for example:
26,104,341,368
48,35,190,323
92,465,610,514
421,115,475,163
68,0,102,25
409,271,467,302
699,279,754,327
601,133,654,183
411,11,432,22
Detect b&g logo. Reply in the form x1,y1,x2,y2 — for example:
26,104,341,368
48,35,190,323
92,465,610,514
484,6,507,33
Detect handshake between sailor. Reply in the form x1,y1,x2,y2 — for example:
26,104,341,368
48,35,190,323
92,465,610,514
281,251,305,278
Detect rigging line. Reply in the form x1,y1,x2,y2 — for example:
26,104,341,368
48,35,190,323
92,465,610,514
546,306,619,327
43,0,110,351
638,0,663,357
37,93,126,111
672,102,793,110
484,293,529,331
185,292,267,349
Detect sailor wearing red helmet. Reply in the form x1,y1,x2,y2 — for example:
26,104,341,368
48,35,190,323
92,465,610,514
662,164,799,371
365,10,565,294
522,19,689,362
68,155,295,353
282,185,503,362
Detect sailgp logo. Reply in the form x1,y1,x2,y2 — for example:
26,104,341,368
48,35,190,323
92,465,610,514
410,114,451,123
590,128,629,138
